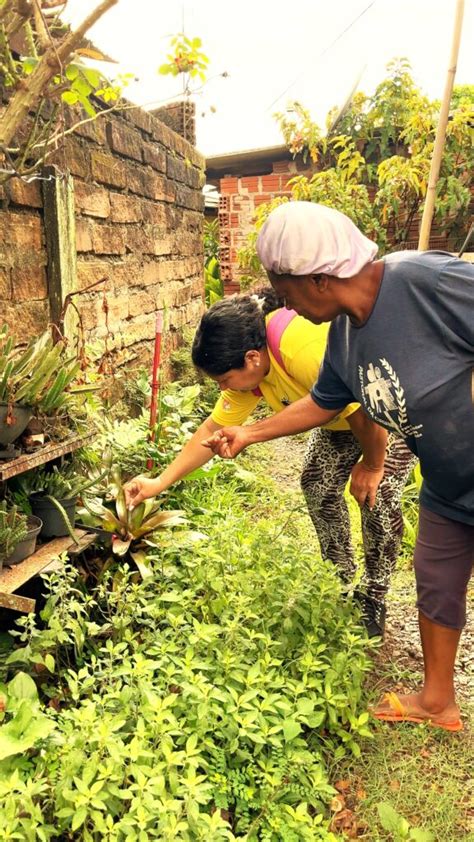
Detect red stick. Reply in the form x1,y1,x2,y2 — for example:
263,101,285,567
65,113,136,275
146,312,163,471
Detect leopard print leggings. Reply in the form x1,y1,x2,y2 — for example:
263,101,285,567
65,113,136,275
300,428,417,602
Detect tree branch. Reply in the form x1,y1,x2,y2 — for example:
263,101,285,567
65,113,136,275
0,0,118,148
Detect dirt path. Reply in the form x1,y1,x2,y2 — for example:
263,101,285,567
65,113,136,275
266,436,473,706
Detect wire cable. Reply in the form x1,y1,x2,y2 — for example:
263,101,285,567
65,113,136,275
265,0,378,111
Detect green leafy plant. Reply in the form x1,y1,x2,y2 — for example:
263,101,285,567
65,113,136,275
0,326,93,414
205,255,224,306
271,59,473,251
0,671,55,761
159,34,209,82
0,502,27,565
377,802,435,841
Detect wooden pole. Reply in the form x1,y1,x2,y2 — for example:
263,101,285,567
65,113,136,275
418,0,465,251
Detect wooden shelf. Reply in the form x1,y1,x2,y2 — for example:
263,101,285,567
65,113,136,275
0,529,96,613
0,433,94,482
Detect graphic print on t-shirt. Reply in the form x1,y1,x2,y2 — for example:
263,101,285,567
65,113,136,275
359,360,423,439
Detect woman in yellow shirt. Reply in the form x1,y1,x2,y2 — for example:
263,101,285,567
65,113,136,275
124,290,416,637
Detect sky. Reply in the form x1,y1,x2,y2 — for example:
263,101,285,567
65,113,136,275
63,0,474,157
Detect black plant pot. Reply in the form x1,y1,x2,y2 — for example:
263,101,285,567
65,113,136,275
4,515,43,567
0,403,33,447
30,496,76,538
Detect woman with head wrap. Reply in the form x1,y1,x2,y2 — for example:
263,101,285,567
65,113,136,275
204,201,474,732
124,286,416,637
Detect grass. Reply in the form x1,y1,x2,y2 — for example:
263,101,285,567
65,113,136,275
249,438,473,842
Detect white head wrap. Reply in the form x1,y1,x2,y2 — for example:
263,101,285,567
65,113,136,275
256,201,378,278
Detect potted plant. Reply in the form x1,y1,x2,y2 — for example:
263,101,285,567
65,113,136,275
0,325,94,447
0,502,42,569
11,462,111,540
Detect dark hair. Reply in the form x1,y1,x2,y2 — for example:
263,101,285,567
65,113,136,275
192,287,283,375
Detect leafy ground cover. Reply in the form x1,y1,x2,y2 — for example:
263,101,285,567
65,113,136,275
0,386,471,840
0,395,376,841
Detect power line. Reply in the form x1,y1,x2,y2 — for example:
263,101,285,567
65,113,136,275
265,0,378,112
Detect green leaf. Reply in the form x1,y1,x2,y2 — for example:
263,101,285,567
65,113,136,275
62,90,79,106
410,830,435,842
283,719,302,741
65,64,79,81
44,653,55,673
71,806,88,831
377,802,405,833
8,671,38,703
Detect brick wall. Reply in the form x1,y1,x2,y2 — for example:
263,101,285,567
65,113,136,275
0,101,205,366
218,159,311,293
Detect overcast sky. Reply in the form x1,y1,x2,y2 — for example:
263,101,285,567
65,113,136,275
64,0,474,156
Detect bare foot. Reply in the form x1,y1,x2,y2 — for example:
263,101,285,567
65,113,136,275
371,691,461,727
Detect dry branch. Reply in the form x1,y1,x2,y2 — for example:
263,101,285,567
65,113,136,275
0,0,118,148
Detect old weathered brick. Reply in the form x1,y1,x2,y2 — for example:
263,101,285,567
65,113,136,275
0,266,11,299
73,114,107,146
0,213,42,252
109,193,143,223
152,233,173,256
166,153,187,183
128,288,158,317
141,200,168,225
125,106,154,136
142,142,167,173
142,261,169,287
175,184,204,212
79,294,107,334
91,151,127,188
185,164,204,190
2,300,50,340
76,260,112,291
91,223,127,256
127,225,155,256
7,178,42,208
106,122,143,163
120,312,156,347
11,265,48,301
145,172,176,203
122,162,146,196
62,138,91,179
76,219,93,253
74,181,110,218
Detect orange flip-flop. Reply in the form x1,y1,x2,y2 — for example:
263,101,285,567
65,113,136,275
371,692,463,732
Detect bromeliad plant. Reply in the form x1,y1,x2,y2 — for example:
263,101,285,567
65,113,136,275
79,468,185,569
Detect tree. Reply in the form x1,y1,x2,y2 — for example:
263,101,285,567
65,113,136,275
0,0,121,185
273,59,473,248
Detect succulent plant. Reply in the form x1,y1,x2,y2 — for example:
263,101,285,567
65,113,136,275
0,325,91,413
0,502,28,564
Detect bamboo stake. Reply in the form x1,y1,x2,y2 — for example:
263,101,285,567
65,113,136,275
418,0,465,250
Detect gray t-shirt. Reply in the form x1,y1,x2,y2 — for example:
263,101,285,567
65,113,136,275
311,251,474,525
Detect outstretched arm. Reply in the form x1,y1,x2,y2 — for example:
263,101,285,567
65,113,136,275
202,395,343,458
124,416,223,508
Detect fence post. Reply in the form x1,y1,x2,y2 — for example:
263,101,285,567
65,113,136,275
42,166,78,340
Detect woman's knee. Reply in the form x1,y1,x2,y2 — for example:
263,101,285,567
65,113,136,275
414,507,474,630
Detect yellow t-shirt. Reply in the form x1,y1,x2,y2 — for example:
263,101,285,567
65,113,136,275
211,310,360,431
